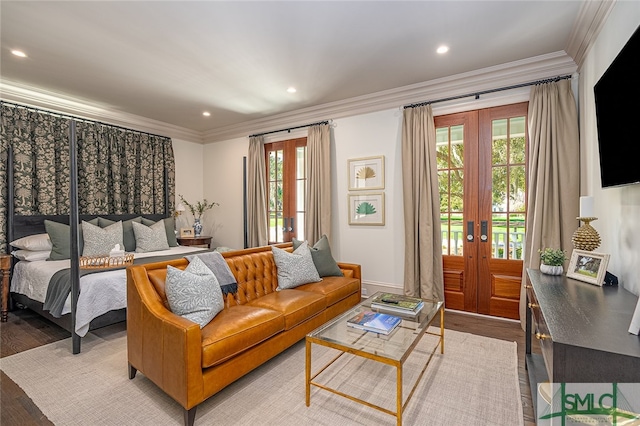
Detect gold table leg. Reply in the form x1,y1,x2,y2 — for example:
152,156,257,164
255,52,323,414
305,339,311,406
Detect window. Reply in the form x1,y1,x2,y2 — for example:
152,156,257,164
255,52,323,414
264,137,306,243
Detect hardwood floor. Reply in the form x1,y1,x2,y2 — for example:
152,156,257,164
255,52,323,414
1,306,540,425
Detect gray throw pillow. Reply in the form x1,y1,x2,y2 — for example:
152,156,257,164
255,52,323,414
272,243,322,290
141,217,178,247
165,257,224,328
99,217,142,252
45,218,100,260
82,220,124,256
293,235,343,277
132,220,170,253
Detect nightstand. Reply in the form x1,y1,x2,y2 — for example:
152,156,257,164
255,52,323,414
177,236,212,249
1,254,11,322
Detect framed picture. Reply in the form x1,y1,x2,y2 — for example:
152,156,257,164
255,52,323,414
348,156,384,190
348,192,385,226
567,249,610,286
180,228,194,238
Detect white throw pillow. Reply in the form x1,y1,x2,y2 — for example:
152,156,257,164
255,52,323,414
12,249,52,262
10,233,52,251
165,257,224,328
132,221,170,253
82,220,124,256
272,243,322,290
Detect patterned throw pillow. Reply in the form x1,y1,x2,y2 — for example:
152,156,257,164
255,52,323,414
292,235,343,277
165,257,224,328
272,243,322,290
81,220,124,256
131,221,170,253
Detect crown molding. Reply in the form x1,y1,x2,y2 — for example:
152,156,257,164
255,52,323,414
203,51,577,143
0,81,203,143
566,0,615,69
1,51,577,146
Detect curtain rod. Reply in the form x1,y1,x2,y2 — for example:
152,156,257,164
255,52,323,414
249,120,329,138
0,100,171,140
403,74,573,109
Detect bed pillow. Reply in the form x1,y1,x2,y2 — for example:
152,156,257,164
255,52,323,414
272,243,322,290
292,235,343,277
45,218,100,260
141,217,178,247
82,220,124,256
12,249,52,262
132,220,170,253
165,257,224,328
10,233,52,251
99,217,142,252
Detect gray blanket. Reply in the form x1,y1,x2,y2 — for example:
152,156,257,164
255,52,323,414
43,249,211,318
185,251,238,295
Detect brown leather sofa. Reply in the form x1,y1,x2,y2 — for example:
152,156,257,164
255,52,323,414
126,243,361,426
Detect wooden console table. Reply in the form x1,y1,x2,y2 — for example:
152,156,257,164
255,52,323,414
1,254,11,322
525,269,640,413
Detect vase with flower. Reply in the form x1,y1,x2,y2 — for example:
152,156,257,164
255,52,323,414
178,195,219,237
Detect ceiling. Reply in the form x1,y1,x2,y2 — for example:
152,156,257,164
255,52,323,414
1,1,600,138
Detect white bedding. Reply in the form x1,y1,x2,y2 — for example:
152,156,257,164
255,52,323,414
11,246,205,337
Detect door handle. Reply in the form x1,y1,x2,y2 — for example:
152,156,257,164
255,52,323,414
480,220,488,242
282,217,288,234
466,221,474,242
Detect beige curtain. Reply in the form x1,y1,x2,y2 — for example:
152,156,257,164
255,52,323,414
247,136,268,247
401,105,444,300
519,79,579,327
305,123,331,244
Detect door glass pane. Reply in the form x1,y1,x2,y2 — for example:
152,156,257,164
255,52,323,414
492,166,507,212
436,128,450,169
437,125,463,257
509,165,526,212
297,212,305,241
492,119,508,165
296,147,305,179
438,170,449,212
510,117,526,163
492,213,508,259
450,170,464,212
509,213,525,260
450,125,464,168
296,180,305,211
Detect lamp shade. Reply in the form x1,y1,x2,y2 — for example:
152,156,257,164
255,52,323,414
176,203,186,213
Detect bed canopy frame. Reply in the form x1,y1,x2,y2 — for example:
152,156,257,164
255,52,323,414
6,118,172,354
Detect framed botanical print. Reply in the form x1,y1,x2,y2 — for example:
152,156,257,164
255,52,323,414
348,156,384,190
348,192,385,226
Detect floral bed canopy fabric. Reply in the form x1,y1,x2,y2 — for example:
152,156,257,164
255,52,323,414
0,102,176,253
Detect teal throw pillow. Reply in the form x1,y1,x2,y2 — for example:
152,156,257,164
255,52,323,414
45,218,100,260
292,235,343,277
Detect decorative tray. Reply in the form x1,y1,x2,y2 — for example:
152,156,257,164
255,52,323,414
79,253,134,269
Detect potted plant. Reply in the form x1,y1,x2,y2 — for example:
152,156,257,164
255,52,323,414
179,195,219,237
538,248,567,275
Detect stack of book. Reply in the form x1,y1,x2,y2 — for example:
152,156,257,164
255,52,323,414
369,293,424,316
346,310,402,335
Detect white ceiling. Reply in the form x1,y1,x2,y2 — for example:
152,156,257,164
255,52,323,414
1,1,600,138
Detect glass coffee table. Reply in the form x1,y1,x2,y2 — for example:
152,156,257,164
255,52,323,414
305,291,444,426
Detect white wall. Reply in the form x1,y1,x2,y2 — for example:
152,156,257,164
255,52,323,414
172,138,204,232
578,1,640,296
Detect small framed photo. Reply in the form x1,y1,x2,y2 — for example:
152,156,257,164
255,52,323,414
348,192,385,226
180,228,194,238
567,249,610,286
348,156,384,190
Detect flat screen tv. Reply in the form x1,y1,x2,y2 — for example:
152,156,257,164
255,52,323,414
594,24,640,188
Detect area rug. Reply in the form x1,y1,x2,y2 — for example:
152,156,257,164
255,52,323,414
1,328,523,425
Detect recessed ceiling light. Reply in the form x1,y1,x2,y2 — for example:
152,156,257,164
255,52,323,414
202,111,211,117
287,87,297,93
11,49,27,58
437,45,449,54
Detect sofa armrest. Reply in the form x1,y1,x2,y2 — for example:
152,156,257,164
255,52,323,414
127,265,204,410
337,262,361,280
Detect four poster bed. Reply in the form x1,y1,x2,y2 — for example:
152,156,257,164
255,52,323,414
5,120,200,354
